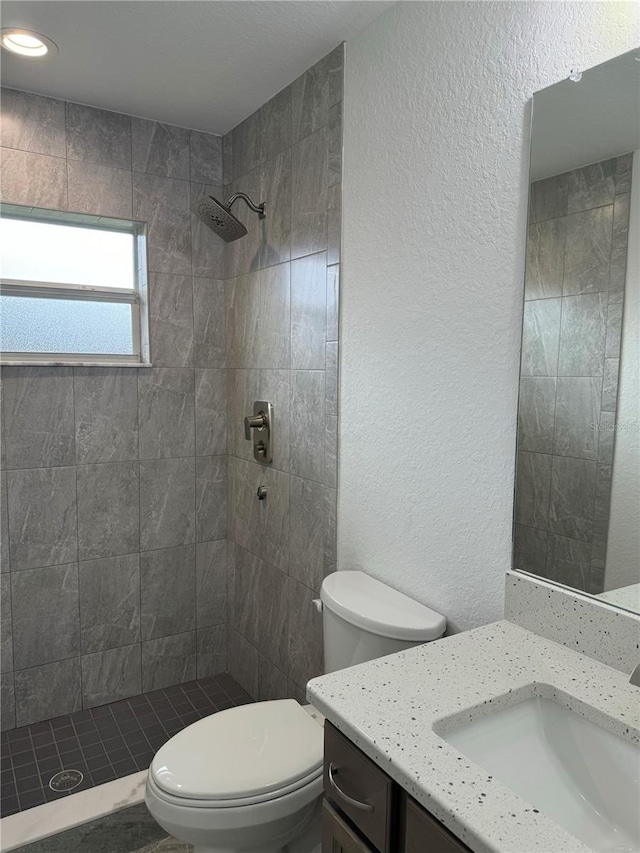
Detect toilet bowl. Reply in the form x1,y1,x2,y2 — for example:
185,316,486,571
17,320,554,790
145,571,446,853
145,700,324,853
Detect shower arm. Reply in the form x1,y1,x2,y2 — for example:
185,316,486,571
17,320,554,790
225,192,266,219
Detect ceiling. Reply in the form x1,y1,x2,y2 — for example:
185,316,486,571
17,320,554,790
531,48,640,181
0,1,395,135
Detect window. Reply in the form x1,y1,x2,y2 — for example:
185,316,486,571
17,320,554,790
0,205,149,365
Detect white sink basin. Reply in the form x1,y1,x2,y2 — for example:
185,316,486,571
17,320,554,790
440,695,640,852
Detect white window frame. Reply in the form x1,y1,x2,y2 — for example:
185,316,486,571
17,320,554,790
0,204,151,367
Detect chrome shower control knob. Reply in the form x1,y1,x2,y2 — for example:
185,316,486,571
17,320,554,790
256,486,267,500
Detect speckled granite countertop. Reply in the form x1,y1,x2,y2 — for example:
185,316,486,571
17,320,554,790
307,620,640,853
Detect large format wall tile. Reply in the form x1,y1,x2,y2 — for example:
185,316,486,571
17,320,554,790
257,562,288,670
196,540,227,628
259,465,289,572
7,467,77,571
197,624,227,677
291,252,327,370
138,368,195,459
285,578,323,687
195,369,227,456
1,673,15,731
259,149,292,268
231,111,261,180
563,206,613,296
133,173,191,275
549,455,596,542
289,476,324,590
553,377,600,460
196,456,228,542
141,632,196,692
259,86,292,164
229,543,261,646
67,160,133,218
0,148,67,208
557,293,607,377
529,173,568,223
0,472,9,573
546,533,592,591
256,264,291,369
291,126,329,259
79,553,140,653
517,377,556,454
66,103,131,169
292,45,342,143
193,278,227,368
0,89,66,157
228,629,258,697
149,274,195,368
1,574,13,674
290,371,325,482
226,272,260,368
0,88,229,728
76,462,139,560
14,658,82,727
567,159,616,214
2,367,75,469
521,298,561,376
326,264,340,342
228,457,262,555
141,545,196,640
190,131,223,185
81,644,142,707
601,358,620,412
11,564,80,668
514,451,552,530
131,118,190,179
139,458,196,551
513,523,548,576
74,368,138,464
525,218,565,300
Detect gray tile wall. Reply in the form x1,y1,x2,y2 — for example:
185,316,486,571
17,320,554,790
514,154,632,595
223,45,342,702
0,90,228,728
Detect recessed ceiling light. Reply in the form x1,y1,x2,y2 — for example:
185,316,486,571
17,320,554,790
0,28,58,58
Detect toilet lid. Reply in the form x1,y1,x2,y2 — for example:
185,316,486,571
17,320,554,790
150,700,324,801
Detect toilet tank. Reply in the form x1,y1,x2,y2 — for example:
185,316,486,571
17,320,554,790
320,571,446,674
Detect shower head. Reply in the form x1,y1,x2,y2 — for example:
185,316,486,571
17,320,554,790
192,192,266,242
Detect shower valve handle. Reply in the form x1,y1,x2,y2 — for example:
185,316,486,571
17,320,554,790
244,412,267,440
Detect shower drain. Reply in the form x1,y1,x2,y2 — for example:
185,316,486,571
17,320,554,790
49,769,84,792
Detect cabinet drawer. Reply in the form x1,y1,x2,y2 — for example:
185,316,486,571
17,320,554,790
322,800,377,853
323,722,394,853
401,794,472,853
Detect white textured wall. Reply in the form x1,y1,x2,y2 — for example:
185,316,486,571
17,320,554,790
606,151,640,592
339,2,639,632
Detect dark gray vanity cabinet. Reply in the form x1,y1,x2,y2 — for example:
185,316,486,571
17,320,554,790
323,722,472,853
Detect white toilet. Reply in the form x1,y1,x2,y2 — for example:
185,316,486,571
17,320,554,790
145,571,446,853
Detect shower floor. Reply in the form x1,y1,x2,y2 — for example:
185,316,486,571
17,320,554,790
0,673,252,818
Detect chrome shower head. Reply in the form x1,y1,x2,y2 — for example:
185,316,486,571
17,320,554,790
192,192,265,242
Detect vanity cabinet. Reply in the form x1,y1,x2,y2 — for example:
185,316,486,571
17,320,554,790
323,722,472,853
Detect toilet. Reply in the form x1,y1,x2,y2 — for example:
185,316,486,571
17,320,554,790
145,571,446,853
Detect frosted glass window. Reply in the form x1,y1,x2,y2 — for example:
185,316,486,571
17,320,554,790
0,218,135,289
0,296,134,354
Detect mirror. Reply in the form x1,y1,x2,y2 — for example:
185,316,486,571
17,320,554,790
513,49,639,615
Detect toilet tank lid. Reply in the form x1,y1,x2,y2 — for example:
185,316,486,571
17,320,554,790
320,571,446,642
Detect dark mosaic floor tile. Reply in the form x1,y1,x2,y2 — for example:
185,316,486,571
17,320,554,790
1,672,245,816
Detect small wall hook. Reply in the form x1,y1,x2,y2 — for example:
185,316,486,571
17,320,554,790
256,485,267,501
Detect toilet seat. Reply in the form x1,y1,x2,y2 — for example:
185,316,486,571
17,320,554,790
149,699,323,807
